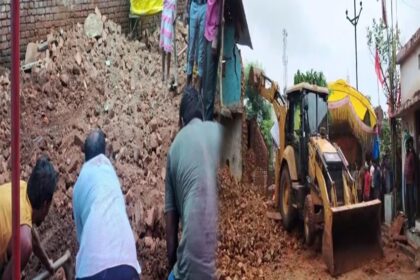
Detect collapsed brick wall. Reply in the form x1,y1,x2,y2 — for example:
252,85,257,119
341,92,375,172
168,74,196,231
247,118,269,188
0,0,187,65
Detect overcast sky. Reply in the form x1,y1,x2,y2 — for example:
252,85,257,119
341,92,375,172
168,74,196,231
239,0,420,110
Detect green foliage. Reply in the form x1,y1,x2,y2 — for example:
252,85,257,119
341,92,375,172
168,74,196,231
366,18,401,100
244,62,272,124
244,62,274,166
380,119,391,155
293,69,327,87
261,119,274,149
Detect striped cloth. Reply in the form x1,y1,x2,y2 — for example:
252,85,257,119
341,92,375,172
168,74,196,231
160,0,176,53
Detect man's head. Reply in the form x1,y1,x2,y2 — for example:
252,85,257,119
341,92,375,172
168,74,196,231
179,86,203,128
28,156,58,226
84,129,106,162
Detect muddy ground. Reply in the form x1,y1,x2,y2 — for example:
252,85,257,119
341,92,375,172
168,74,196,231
0,13,419,280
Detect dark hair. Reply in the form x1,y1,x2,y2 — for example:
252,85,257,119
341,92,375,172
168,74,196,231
84,129,106,161
179,86,203,126
27,156,58,210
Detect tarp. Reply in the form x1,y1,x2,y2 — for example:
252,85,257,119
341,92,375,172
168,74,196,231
130,0,163,15
328,79,377,128
328,80,377,152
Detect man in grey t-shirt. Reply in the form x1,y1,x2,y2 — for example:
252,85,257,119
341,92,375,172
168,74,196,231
165,86,222,280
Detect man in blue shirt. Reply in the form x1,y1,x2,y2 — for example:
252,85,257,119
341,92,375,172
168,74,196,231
73,129,141,280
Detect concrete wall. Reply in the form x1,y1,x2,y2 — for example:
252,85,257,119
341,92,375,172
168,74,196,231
0,0,187,65
221,114,243,182
400,45,420,104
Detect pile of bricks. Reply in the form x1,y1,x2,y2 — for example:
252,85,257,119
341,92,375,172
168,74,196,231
0,0,188,65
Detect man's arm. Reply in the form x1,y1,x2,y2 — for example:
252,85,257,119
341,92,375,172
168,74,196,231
31,228,54,275
165,211,179,270
2,226,32,280
164,153,179,270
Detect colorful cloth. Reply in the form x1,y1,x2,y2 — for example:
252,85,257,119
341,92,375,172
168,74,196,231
160,0,177,53
187,1,207,76
73,154,141,278
0,181,32,265
204,0,221,42
363,171,371,201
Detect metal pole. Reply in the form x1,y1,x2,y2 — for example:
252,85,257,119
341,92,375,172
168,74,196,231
354,0,358,90
11,0,21,278
346,1,362,90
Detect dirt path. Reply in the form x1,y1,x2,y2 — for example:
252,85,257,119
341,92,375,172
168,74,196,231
217,168,420,280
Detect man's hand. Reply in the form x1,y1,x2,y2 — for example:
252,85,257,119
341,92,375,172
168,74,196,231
32,228,55,275
46,259,54,275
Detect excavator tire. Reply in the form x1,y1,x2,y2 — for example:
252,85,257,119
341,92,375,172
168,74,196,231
279,165,296,231
304,194,316,246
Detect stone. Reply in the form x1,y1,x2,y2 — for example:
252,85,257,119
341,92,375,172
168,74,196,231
148,118,158,132
149,133,158,151
24,42,38,65
266,211,282,221
84,13,103,39
145,206,157,228
60,74,70,87
75,52,82,66
144,236,155,250
73,134,84,149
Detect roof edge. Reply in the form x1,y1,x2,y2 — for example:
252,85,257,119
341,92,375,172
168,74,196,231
397,28,420,64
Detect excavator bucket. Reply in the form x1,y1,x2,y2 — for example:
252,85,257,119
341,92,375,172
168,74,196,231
322,199,383,276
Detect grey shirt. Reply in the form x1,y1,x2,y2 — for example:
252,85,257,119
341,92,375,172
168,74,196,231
165,118,222,280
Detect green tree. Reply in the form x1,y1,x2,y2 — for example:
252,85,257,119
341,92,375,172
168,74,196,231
293,69,327,87
380,118,391,155
367,18,401,193
244,62,274,162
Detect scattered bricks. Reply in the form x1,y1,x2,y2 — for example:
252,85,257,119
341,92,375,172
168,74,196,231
60,73,70,87
145,206,157,229
67,157,79,174
73,134,84,149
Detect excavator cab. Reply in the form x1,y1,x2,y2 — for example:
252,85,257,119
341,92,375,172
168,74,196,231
284,85,329,184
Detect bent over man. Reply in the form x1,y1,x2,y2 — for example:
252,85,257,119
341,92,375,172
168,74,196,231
165,87,223,280
0,156,57,279
73,129,141,280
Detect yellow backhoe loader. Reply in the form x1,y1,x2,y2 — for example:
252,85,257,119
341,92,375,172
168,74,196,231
248,67,383,275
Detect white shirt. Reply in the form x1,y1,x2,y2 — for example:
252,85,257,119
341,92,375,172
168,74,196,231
73,154,141,278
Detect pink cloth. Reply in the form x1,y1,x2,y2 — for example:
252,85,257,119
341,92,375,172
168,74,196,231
204,0,221,42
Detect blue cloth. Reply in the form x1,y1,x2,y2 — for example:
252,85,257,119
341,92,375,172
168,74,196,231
372,135,380,161
168,271,175,280
221,24,242,107
73,154,141,278
76,265,139,280
186,1,207,77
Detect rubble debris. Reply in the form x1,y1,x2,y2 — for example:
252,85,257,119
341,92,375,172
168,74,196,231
84,13,104,39
0,12,189,280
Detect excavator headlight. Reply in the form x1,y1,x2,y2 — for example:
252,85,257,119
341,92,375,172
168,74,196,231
323,152,341,163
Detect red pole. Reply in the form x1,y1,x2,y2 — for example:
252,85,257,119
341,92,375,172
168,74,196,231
11,0,21,279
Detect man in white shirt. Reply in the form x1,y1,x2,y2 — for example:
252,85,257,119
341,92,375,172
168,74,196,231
73,129,141,280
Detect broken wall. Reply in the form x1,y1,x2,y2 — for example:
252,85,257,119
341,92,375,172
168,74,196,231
246,118,269,188
0,0,187,65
